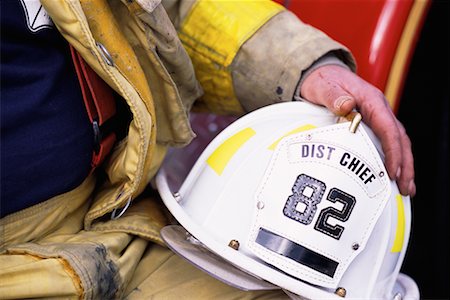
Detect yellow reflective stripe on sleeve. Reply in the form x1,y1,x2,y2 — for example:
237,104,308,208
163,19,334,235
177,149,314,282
181,0,283,67
268,124,316,150
179,0,284,114
207,128,256,175
391,194,406,253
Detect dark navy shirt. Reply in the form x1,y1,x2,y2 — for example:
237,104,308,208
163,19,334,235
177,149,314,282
1,0,93,217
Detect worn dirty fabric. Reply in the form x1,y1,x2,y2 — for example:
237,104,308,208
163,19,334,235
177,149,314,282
232,10,355,112
0,185,288,300
0,178,159,299
176,0,284,115
1,0,355,298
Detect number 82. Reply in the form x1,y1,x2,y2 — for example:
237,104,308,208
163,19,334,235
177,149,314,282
283,174,356,240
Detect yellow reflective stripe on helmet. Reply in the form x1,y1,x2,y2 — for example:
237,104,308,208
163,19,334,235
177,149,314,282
268,124,316,150
391,194,406,253
179,0,284,114
207,128,256,175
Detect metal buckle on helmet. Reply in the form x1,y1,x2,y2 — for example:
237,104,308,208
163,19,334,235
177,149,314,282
338,111,363,133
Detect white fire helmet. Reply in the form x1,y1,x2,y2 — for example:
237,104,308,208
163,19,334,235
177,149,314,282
156,102,419,300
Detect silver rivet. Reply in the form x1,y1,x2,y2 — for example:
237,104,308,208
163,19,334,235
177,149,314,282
379,171,385,177
352,243,360,250
335,287,346,297
393,292,403,300
257,201,265,210
96,42,114,67
228,240,240,250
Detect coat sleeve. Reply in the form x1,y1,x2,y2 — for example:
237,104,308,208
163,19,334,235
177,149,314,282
164,0,356,115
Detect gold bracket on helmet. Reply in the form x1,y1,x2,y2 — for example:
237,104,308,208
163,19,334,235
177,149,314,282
338,111,362,133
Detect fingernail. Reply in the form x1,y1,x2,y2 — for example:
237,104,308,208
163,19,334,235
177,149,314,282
409,180,416,197
396,167,401,180
334,96,352,110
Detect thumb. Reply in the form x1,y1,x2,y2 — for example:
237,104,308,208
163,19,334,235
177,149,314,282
327,93,356,117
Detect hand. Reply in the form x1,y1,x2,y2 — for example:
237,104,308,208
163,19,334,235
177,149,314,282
300,64,415,196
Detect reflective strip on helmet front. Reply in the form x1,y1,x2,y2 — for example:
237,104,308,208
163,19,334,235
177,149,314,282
391,194,406,253
207,127,256,175
256,227,339,277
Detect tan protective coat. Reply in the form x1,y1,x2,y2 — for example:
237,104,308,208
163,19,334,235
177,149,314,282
0,0,354,298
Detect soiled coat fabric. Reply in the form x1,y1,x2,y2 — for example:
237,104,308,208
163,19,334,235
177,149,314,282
0,0,355,299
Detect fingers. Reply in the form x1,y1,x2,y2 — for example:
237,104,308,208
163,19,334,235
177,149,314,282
355,85,415,196
359,99,403,178
300,65,416,196
396,121,416,196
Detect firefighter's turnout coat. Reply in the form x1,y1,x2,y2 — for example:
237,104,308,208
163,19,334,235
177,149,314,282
0,0,354,298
